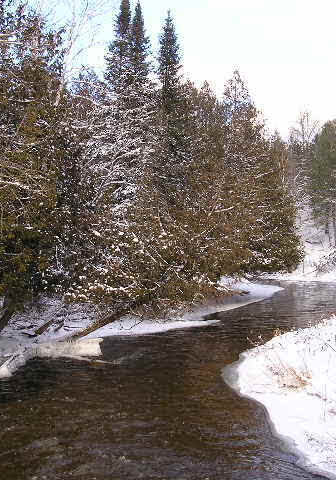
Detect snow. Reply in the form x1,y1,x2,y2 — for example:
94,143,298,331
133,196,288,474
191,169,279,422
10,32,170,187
0,296,99,345
269,207,336,282
0,338,103,379
271,240,336,282
220,208,336,478
85,279,283,338
0,279,282,377
223,316,336,479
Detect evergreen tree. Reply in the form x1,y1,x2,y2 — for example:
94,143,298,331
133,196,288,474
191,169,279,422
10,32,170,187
155,10,192,194
104,0,131,92
130,1,150,82
310,120,336,244
244,135,303,272
0,3,68,325
158,10,181,114
220,71,302,273
223,70,254,123
93,1,155,208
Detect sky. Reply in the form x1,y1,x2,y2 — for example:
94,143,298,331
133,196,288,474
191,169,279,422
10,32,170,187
85,0,336,137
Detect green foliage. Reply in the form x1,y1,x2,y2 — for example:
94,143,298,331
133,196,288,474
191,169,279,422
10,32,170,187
158,10,182,114
131,1,151,81
0,0,302,321
104,0,132,90
310,120,336,223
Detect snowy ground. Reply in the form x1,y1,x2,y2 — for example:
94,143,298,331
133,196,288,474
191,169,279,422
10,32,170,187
223,317,336,479
0,279,282,378
269,207,336,282
223,209,336,479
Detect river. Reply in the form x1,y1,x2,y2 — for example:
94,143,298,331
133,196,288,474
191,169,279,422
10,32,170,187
0,282,335,480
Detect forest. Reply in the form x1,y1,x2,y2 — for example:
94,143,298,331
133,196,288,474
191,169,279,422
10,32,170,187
1,0,319,330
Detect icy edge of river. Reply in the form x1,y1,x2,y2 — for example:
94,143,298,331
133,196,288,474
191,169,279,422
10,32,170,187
222,316,336,480
84,280,283,338
0,280,282,377
0,338,103,378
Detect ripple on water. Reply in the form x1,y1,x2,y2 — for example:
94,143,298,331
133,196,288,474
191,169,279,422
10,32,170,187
0,281,334,479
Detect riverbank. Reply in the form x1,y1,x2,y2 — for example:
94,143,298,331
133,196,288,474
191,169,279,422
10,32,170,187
223,314,336,480
0,279,282,378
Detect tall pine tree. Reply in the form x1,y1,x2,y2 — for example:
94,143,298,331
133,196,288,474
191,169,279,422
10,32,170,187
158,10,181,114
155,10,191,193
130,1,150,83
105,0,131,92
0,3,67,325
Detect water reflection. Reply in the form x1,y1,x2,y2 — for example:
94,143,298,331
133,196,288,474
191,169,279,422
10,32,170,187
0,282,334,479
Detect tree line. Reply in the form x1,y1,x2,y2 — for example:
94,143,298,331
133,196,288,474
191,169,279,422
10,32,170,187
0,0,302,328
289,112,336,251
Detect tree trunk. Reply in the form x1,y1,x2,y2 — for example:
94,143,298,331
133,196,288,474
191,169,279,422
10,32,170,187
333,204,336,246
325,206,332,246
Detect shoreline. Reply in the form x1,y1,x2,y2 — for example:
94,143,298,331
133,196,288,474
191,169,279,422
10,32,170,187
0,280,282,378
222,316,336,480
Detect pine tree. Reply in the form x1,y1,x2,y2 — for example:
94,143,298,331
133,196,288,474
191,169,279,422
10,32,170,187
0,3,68,325
104,0,131,92
155,10,192,193
310,120,336,244
130,1,150,83
158,10,181,114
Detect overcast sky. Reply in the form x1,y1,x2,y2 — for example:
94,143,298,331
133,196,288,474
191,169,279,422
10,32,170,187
86,0,336,137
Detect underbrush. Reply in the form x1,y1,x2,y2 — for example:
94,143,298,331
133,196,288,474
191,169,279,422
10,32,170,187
314,249,336,274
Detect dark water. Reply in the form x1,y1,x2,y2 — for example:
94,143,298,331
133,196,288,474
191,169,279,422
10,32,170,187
1,282,336,480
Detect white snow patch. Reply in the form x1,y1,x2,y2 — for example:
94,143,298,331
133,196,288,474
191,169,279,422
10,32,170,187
84,315,219,338
0,296,99,345
0,280,282,376
85,279,283,338
223,317,336,479
0,338,103,379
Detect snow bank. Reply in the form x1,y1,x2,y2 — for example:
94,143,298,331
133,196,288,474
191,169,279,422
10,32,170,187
0,296,99,345
85,279,283,338
0,338,103,379
0,279,282,377
223,317,336,479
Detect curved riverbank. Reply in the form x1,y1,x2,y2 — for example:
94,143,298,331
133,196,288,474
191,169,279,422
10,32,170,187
2,281,335,480
223,316,336,480
0,338,103,378
0,280,282,377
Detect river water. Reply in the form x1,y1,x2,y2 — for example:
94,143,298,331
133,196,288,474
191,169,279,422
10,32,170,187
1,282,335,480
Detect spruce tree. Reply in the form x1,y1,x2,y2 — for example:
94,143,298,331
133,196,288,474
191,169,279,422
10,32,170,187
158,10,182,114
105,0,131,92
92,1,155,209
155,10,192,193
130,1,150,82
310,120,336,244
0,3,68,325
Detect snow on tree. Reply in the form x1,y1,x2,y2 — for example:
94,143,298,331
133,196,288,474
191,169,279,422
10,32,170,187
221,72,302,272
104,0,132,92
0,1,304,326
310,120,336,245
0,2,66,323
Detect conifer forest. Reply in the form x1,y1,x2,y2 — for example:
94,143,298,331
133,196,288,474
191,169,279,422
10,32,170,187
0,0,309,329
